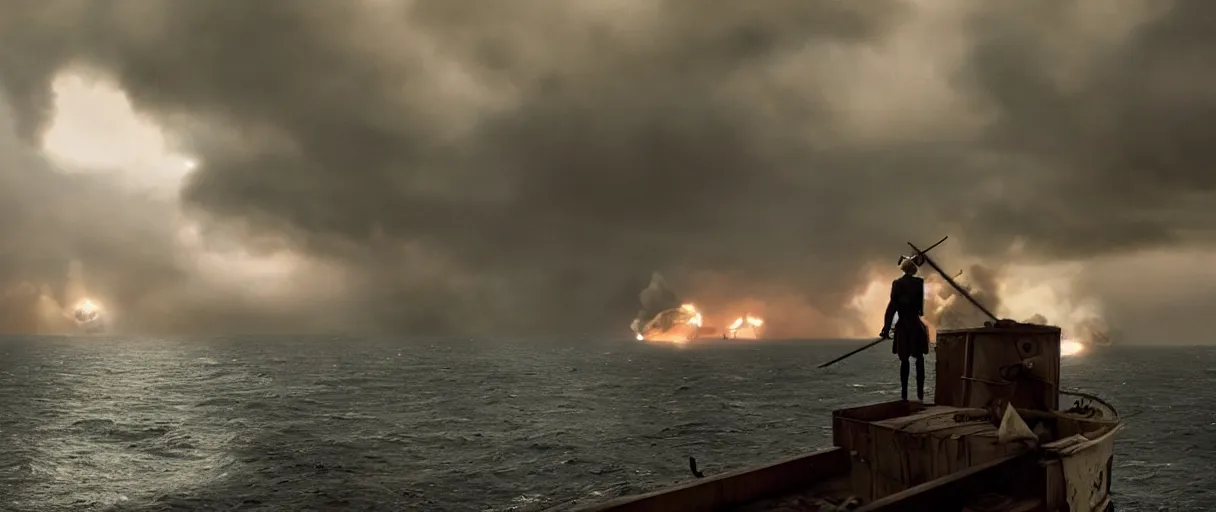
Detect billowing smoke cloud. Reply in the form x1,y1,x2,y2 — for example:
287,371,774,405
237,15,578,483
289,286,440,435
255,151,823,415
1023,314,1049,325
930,264,1005,330
633,272,681,331
925,263,1111,344
0,1,1214,339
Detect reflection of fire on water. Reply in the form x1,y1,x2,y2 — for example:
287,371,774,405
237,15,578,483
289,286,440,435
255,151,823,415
727,314,765,340
636,304,703,343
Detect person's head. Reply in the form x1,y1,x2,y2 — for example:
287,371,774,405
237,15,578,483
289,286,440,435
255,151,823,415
899,257,919,275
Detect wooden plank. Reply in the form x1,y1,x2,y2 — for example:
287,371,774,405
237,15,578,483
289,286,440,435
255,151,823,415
857,453,1032,512
872,474,906,501
925,434,951,482
835,417,874,455
870,426,904,485
934,333,967,407
872,406,962,430
938,325,1061,335
898,431,933,486
575,447,849,512
850,456,875,503
834,400,920,423
862,404,1020,498
962,332,976,406
967,332,1005,408
846,418,876,502
965,431,1029,469
1041,459,1064,511
945,433,968,474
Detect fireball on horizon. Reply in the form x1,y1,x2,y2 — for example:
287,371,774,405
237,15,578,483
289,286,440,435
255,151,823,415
1021,314,1096,357
69,298,107,334
1060,337,1085,357
636,303,703,343
631,272,703,343
727,314,766,339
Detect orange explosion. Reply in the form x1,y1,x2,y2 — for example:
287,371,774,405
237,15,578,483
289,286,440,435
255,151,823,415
1060,338,1085,357
636,304,703,343
726,314,765,339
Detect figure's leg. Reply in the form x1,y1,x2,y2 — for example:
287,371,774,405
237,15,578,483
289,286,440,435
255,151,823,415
914,356,925,401
899,357,910,401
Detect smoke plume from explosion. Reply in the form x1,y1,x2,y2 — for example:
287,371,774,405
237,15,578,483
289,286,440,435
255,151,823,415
629,272,769,342
1,1,1215,339
929,264,1005,331
632,272,683,333
631,273,703,343
924,263,1110,346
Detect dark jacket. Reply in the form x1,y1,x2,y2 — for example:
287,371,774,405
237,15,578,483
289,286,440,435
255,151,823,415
884,274,929,357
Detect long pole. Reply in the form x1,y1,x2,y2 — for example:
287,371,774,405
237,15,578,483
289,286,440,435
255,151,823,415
906,236,949,264
818,336,886,368
906,241,999,323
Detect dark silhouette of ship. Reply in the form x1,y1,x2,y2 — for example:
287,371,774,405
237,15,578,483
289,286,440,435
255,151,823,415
1092,330,1115,347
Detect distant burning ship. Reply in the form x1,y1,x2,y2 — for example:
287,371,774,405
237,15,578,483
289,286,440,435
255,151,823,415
630,272,713,343
629,272,769,343
727,313,765,340
1022,314,1107,356
1092,330,1114,347
633,303,703,343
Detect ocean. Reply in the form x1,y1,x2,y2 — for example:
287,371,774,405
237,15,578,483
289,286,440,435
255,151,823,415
0,336,1211,511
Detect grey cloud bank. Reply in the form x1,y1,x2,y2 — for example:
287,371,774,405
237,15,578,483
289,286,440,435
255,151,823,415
0,0,1212,340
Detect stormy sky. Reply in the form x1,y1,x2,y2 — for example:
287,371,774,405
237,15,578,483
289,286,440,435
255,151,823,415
0,0,1213,341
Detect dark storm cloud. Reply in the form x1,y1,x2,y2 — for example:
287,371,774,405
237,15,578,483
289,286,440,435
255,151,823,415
0,0,1212,336
956,0,1216,257
0,99,342,334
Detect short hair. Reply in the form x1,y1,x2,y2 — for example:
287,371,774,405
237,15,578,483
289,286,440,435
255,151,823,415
900,258,919,274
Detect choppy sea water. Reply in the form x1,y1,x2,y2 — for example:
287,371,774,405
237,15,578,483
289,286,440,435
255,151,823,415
0,336,1211,512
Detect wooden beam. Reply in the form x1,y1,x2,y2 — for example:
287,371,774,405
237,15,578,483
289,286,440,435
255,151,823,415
858,453,1031,512
573,447,849,512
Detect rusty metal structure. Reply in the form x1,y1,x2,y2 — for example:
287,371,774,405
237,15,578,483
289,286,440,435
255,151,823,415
572,240,1122,512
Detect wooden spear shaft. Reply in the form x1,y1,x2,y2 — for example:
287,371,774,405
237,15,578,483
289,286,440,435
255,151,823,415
906,241,999,323
818,337,887,368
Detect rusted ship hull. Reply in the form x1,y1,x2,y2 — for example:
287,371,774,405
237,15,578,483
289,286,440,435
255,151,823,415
574,323,1121,512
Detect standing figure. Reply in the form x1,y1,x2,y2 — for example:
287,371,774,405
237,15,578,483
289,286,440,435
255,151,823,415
880,256,930,401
